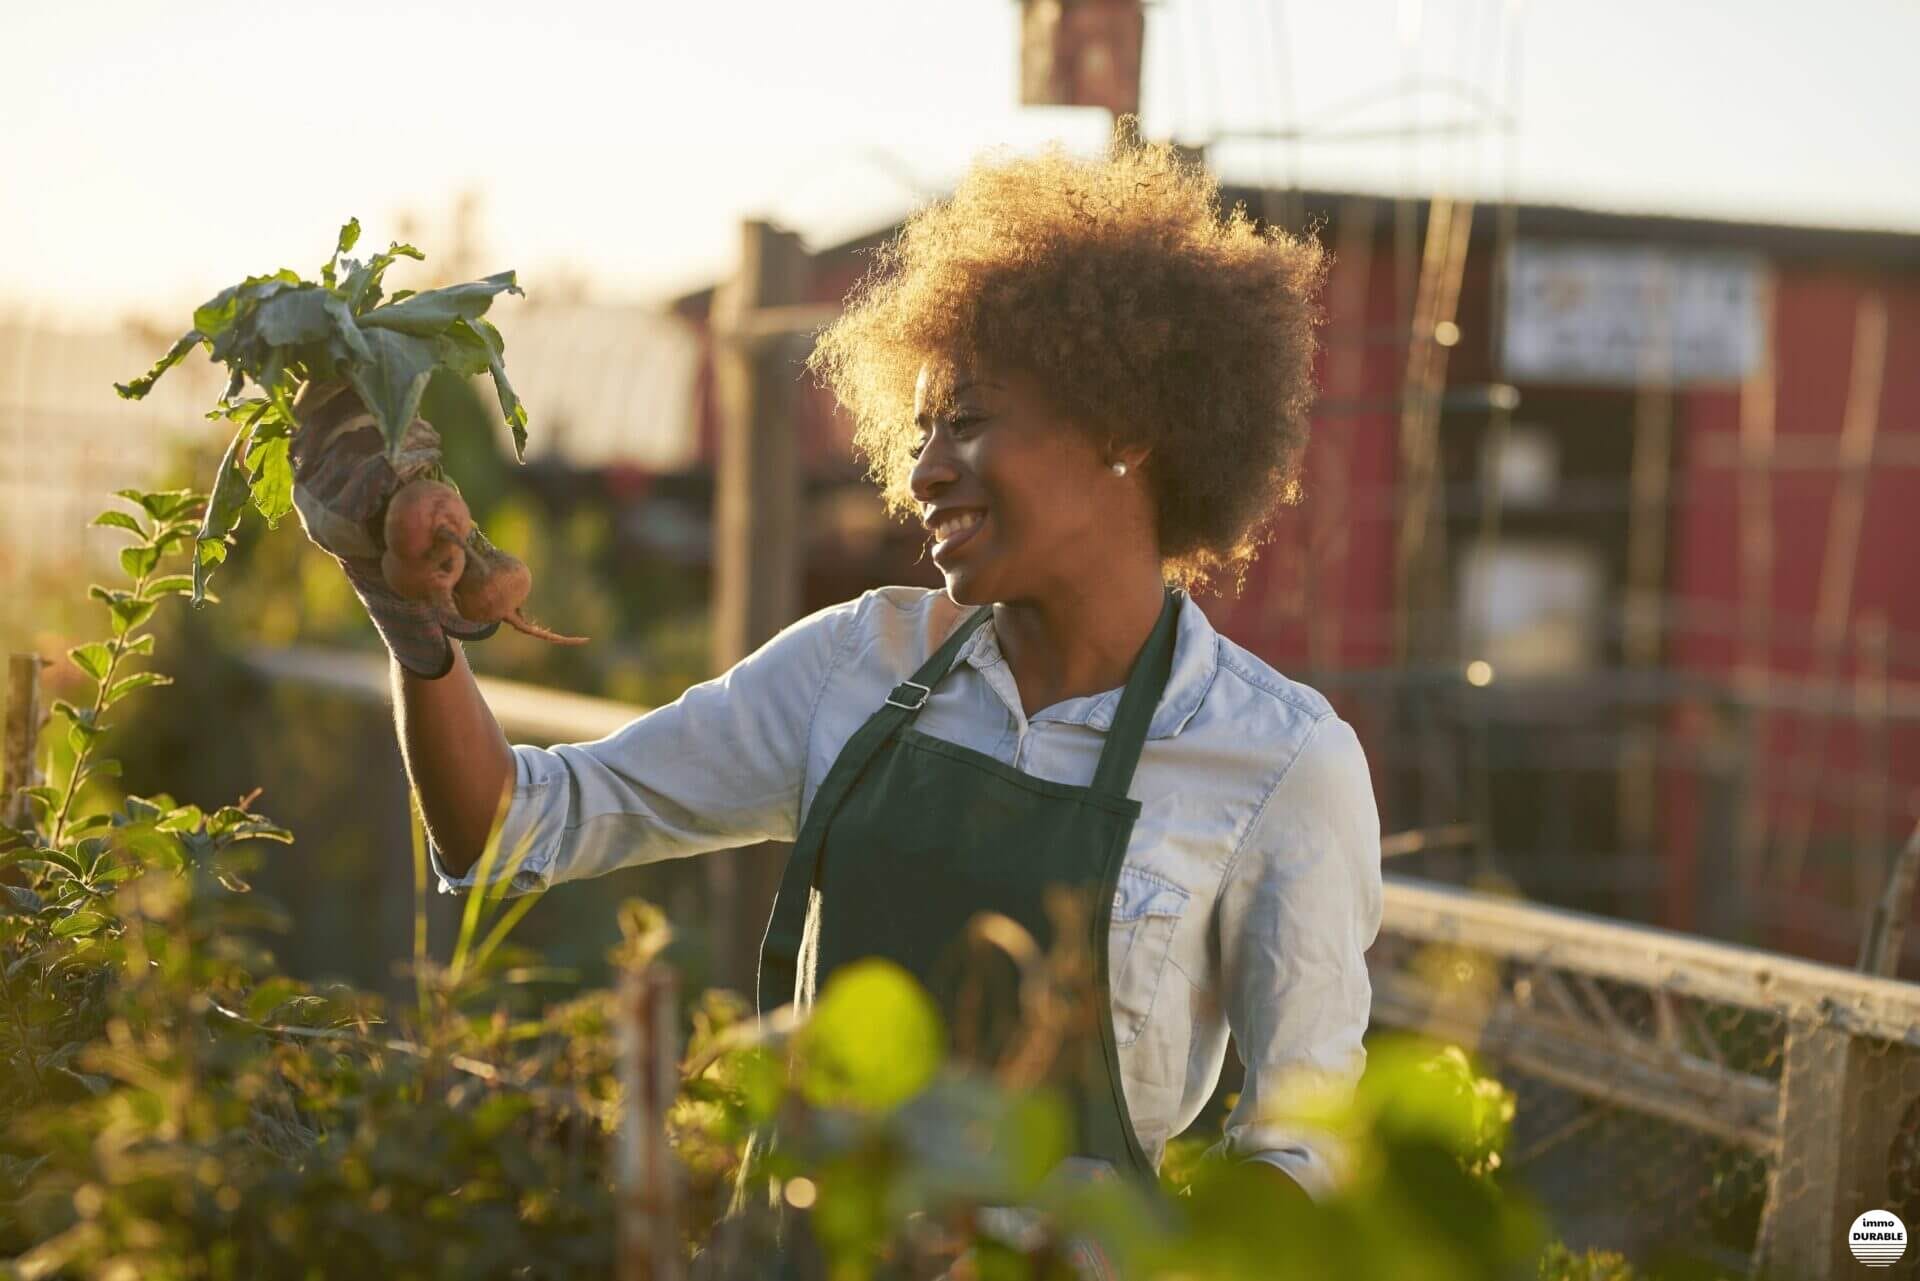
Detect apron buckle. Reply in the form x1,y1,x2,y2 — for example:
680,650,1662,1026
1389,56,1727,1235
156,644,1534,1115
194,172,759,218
885,680,931,711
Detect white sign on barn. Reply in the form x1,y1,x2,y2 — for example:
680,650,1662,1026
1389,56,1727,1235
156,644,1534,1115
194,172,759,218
1501,241,1767,386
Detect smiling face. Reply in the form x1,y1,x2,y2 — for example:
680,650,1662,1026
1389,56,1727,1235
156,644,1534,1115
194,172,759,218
908,356,1152,607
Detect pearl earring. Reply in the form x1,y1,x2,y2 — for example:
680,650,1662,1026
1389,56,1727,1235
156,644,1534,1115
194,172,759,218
1110,461,1128,477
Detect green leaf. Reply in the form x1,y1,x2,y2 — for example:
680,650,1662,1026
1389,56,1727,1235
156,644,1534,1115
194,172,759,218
68,720,100,756
194,417,254,604
157,804,206,832
192,270,300,341
253,286,340,349
141,575,195,599
152,526,194,555
50,699,94,727
2,884,45,915
51,911,109,939
67,643,112,682
245,431,294,527
123,633,157,658
468,317,528,461
358,271,522,337
205,397,269,423
119,544,161,580
345,327,438,457
206,806,293,845
110,597,158,637
90,509,146,539
797,958,945,1112
431,322,495,378
323,293,371,366
104,671,171,705
115,488,200,523
341,243,425,314
31,847,86,878
114,330,203,400
324,217,362,287
114,823,186,873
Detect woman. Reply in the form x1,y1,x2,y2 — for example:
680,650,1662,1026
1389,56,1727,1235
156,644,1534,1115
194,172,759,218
295,136,1381,1215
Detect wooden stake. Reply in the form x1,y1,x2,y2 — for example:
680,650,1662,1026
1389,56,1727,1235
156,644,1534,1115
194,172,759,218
616,963,684,1281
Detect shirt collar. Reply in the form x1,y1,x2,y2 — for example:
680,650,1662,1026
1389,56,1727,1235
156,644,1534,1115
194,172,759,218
952,592,1218,740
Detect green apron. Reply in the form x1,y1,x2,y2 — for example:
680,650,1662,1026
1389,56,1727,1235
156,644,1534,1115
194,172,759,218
757,586,1182,1182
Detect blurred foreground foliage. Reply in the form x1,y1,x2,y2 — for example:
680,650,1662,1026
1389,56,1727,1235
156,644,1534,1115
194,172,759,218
0,488,1730,1280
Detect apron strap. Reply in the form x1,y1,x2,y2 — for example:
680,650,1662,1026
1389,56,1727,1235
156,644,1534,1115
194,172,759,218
757,604,993,1014
890,601,996,714
1089,587,1181,800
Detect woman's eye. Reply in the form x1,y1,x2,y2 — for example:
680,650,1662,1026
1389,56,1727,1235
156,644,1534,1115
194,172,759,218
907,415,982,461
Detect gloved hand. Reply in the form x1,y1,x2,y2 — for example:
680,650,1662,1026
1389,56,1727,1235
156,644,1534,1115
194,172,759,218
289,380,500,679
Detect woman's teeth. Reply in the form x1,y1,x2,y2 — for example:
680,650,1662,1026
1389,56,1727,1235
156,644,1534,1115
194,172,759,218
932,512,983,542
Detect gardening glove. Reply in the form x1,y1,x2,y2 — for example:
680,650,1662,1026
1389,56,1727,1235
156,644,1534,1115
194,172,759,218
288,379,500,680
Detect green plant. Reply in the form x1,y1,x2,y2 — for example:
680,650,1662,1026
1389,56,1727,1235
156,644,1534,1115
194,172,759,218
1,488,621,1279
0,491,1650,1280
113,219,527,606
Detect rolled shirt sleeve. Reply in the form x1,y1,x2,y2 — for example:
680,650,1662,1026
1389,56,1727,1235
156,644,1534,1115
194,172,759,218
428,596,862,897
1207,712,1383,1203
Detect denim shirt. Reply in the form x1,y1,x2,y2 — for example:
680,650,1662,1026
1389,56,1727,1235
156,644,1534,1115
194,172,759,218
430,586,1383,1203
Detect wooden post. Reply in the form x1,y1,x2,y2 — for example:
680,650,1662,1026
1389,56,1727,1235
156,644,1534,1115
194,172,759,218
1858,819,1920,978
3,652,44,832
617,963,683,1281
712,219,808,672
1754,1020,1918,1280
1733,277,1778,915
1619,267,1675,900
709,221,810,991
1392,195,1474,668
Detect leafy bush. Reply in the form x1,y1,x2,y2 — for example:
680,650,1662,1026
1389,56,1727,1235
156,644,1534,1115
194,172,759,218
1,485,1712,1280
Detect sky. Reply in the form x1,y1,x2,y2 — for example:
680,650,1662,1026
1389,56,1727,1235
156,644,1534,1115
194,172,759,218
4,0,1917,326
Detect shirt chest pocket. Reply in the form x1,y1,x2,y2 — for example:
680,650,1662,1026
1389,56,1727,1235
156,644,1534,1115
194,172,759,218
1107,866,1190,1048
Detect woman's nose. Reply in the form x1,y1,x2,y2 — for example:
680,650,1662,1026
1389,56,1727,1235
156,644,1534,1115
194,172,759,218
908,443,959,503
